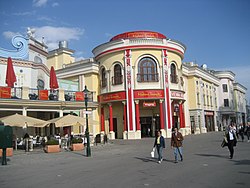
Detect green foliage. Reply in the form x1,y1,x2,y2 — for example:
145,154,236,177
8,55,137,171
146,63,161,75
46,139,59,145
71,137,83,144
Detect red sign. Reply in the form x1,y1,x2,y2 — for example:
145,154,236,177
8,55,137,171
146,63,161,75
75,92,84,101
98,91,126,102
171,91,184,99
134,90,164,99
143,101,156,107
0,87,11,98
39,90,48,100
110,31,166,41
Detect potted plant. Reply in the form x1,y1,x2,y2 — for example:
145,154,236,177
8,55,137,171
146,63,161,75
71,137,84,151
44,139,60,153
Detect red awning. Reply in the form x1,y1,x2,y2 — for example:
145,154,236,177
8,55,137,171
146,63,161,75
49,66,59,89
5,57,16,87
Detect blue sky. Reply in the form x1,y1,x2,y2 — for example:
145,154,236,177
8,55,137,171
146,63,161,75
0,0,250,100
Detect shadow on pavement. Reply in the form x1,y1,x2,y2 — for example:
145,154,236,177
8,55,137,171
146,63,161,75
232,159,250,165
135,157,175,163
195,153,228,159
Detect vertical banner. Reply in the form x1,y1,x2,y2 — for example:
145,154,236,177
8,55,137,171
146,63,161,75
125,49,135,131
162,49,172,129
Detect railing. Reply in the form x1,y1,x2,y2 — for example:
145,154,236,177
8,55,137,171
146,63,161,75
137,73,159,82
11,87,22,99
112,75,123,85
170,74,179,84
0,86,95,102
101,78,107,88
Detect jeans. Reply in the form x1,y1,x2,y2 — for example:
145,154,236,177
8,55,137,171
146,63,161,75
156,145,163,161
173,147,183,161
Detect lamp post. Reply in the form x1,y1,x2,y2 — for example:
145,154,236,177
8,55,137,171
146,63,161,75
83,85,91,157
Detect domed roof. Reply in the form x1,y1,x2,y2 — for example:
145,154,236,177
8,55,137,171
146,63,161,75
110,31,167,41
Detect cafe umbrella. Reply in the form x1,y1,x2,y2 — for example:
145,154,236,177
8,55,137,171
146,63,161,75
5,57,16,87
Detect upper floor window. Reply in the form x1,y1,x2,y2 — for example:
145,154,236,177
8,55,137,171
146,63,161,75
112,64,123,85
101,68,107,88
137,57,158,82
222,84,228,92
170,64,178,83
224,99,229,107
34,56,42,64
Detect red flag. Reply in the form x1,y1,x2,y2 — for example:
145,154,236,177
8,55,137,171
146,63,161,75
50,66,59,89
5,57,16,87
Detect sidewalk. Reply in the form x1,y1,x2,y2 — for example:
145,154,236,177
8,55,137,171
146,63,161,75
1,132,250,188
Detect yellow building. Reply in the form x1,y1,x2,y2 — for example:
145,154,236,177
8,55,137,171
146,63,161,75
183,63,220,134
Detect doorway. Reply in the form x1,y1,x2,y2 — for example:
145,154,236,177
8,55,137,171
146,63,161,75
140,117,152,137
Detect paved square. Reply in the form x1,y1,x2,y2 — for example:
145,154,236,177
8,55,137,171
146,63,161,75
0,132,250,188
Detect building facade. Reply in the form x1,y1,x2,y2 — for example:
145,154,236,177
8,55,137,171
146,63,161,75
92,31,189,139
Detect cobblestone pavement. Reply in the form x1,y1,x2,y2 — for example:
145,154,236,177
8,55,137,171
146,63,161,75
0,132,250,188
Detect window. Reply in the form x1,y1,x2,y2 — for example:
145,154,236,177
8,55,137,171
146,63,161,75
222,84,228,92
34,56,42,64
101,68,107,88
112,64,123,85
137,57,158,82
197,92,200,105
224,99,229,107
170,64,178,83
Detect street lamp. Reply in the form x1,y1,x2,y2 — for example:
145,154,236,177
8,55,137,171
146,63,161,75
83,85,91,157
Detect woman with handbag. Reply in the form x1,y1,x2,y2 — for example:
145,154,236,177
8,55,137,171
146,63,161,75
153,130,165,164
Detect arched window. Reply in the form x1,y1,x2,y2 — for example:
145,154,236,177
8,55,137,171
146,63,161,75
170,63,178,83
137,57,158,82
112,64,123,85
101,68,107,88
34,56,42,64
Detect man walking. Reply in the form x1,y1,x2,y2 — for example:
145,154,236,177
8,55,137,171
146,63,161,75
153,130,165,164
171,127,184,163
226,125,237,159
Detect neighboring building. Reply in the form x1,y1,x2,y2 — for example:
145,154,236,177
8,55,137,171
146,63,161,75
183,63,220,134
93,31,188,139
47,41,75,70
233,82,247,126
247,104,250,123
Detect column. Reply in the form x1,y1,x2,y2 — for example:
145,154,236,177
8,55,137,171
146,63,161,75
101,107,105,133
123,101,127,139
135,100,140,131
179,102,183,128
159,100,166,138
159,100,164,129
108,103,115,139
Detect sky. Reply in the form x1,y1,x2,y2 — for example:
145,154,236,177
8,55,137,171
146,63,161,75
0,0,250,100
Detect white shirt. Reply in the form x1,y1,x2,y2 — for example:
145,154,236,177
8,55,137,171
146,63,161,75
229,130,234,140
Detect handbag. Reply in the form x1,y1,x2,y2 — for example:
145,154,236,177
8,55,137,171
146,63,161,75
221,138,228,148
151,147,155,158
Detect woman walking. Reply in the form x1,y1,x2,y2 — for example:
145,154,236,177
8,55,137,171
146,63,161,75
153,130,165,164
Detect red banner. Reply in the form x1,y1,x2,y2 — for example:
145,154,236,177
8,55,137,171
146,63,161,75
75,92,84,101
39,90,48,100
98,91,126,102
134,90,164,99
0,87,11,98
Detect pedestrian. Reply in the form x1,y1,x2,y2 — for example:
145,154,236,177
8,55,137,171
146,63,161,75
246,123,250,142
226,125,237,159
239,124,244,142
171,127,184,163
153,130,165,164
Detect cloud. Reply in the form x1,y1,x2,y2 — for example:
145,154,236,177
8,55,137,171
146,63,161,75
33,0,48,7
33,26,84,50
3,31,21,39
52,2,59,7
37,16,54,22
12,11,36,16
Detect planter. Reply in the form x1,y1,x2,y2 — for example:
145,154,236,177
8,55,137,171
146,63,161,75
45,145,60,153
71,143,84,151
0,148,13,157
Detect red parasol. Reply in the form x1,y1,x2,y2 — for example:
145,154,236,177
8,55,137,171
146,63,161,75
50,66,59,89
5,57,17,87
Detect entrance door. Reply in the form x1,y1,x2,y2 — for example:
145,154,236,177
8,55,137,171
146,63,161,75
140,117,152,137
172,116,179,129
113,118,117,139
